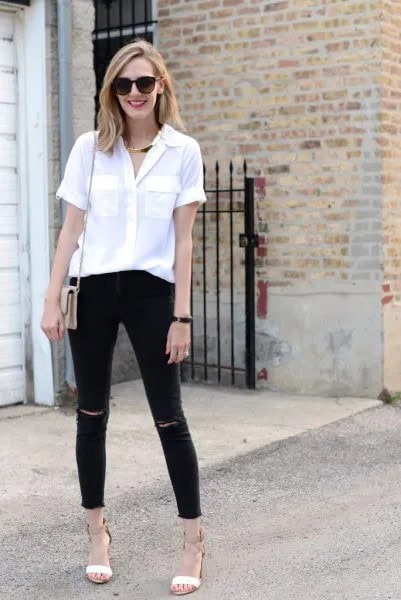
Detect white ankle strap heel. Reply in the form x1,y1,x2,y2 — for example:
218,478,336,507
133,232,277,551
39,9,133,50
170,527,206,596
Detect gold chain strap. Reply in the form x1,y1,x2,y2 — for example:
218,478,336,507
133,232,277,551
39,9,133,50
76,131,97,292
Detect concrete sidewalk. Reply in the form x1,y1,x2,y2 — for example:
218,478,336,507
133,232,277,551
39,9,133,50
0,381,384,600
0,380,380,528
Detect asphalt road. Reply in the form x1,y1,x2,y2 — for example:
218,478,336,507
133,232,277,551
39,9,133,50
2,403,401,600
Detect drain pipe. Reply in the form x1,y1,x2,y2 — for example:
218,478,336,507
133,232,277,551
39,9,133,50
57,0,75,389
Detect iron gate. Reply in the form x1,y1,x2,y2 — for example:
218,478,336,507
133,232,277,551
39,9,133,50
181,163,258,389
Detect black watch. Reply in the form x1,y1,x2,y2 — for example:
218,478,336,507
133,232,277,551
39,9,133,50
172,315,193,324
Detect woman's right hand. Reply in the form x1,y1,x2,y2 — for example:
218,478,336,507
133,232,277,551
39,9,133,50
41,301,65,342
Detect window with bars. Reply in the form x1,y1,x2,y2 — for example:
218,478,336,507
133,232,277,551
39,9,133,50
92,0,157,115
2,1,30,5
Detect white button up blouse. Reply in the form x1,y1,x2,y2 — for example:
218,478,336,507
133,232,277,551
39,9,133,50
56,124,207,283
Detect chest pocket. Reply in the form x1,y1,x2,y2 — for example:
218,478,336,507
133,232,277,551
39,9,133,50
89,175,119,217
145,175,181,219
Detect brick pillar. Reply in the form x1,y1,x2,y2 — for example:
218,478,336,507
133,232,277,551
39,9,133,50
381,0,401,394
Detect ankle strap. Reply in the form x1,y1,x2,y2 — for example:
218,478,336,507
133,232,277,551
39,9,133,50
184,527,205,544
86,518,111,539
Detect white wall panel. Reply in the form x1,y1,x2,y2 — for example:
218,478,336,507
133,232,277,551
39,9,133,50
0,238,19,266
0,336,22,369
0,104,15,134
0,8,23,405
0,169,17,189
0,12,12,36
0,272,20,304
0,70,17,104
0,36,17,68
0,304,20,335
0,204,18,235
0,367,24,405
23,0,54,405
0,170,18,204
0,136,17,168
0,9,26,405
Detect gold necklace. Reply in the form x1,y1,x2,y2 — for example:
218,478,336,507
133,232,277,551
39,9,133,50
124,131,161,154
124,141,153,154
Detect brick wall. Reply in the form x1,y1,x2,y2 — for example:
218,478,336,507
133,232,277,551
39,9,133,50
381,0,401,392
47,0,401,397
158,0,386,395
382,0,401,294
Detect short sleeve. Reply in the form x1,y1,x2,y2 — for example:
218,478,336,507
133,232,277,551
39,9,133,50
175,140,207,209
56,134,90,210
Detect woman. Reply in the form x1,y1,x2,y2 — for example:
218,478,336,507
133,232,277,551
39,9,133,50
41,39,206,596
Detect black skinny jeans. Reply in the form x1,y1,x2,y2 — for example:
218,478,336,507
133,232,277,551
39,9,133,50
68,270,201,519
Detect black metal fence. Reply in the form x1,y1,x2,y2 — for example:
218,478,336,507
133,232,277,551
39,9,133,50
181,163,258,389
92,0,157,115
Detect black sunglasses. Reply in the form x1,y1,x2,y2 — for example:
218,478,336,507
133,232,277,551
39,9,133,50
112,76,161,95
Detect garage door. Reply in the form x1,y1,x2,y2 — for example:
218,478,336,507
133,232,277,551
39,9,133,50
0,10,25,406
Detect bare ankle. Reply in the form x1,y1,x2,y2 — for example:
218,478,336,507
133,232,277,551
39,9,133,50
181,516,202,536
86,507,105,528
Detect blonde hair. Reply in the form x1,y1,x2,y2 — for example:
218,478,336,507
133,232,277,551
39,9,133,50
97,39,184,153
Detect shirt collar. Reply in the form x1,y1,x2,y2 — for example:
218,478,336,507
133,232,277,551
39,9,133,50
117,124,185,152
158,124,187,147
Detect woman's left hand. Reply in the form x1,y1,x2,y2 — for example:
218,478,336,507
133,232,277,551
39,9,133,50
166,322,191,364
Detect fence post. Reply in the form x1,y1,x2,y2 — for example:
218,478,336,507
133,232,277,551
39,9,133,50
244,177,258,389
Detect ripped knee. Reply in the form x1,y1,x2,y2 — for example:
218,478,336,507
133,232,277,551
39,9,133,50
155,416,189,438
157,419,182,429
79,409,105,416
76,408,109,432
